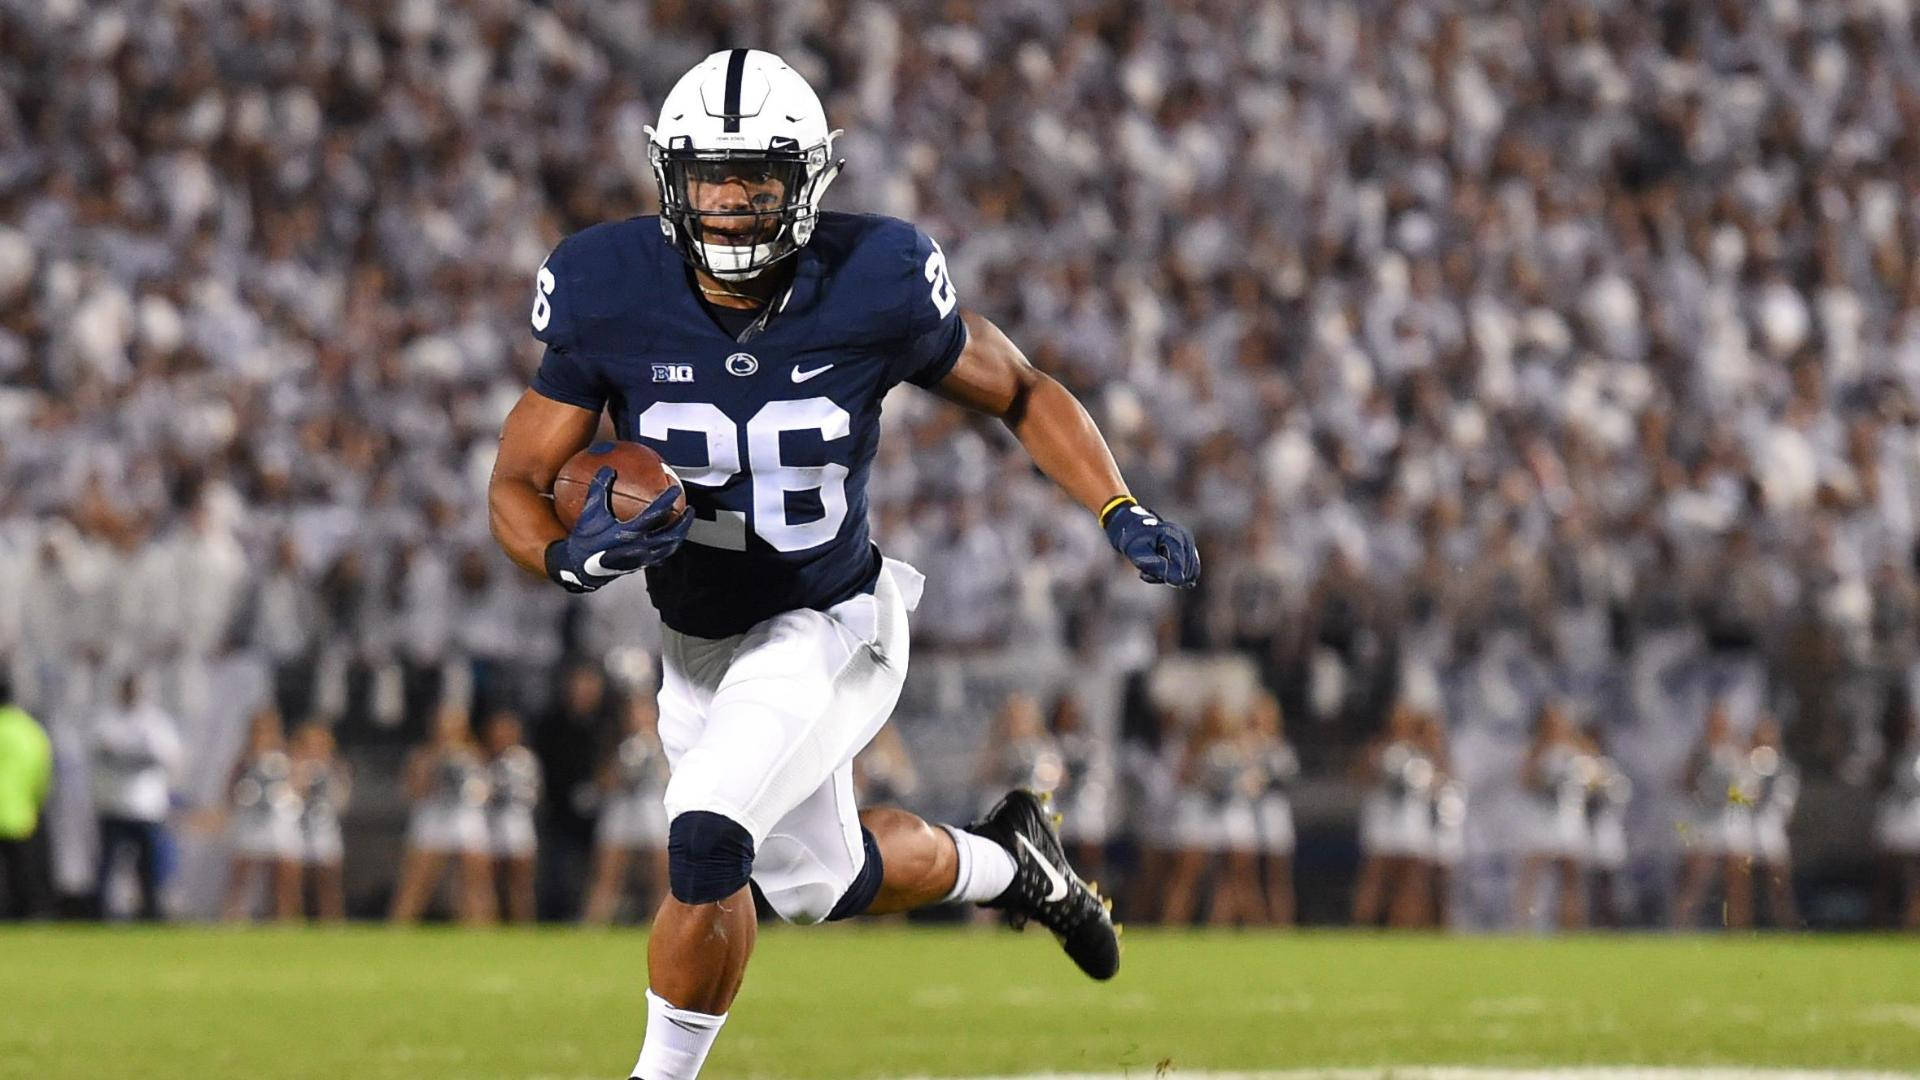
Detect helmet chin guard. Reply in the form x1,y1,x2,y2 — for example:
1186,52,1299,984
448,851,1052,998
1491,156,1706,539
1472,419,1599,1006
645,50,843,281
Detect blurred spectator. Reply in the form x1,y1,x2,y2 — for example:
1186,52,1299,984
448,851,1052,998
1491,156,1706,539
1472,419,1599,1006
1119,706,1180,925
584,694,670,926
251,537,320,726
89,673,181,920
534,662,620,921
1876,704,1920,928
0,670,52,919
975,693,1064,813
854,722,922,810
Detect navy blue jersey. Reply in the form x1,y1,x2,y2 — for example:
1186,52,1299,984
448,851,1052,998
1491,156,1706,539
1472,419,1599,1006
528,212,966,638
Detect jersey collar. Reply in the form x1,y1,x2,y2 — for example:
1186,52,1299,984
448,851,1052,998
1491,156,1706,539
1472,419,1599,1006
656,222,825,347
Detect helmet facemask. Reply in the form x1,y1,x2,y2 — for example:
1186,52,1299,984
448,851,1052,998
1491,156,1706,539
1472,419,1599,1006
649,133,842,282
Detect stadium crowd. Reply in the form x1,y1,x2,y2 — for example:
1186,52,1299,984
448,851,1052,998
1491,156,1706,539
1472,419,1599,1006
5,0,1920,927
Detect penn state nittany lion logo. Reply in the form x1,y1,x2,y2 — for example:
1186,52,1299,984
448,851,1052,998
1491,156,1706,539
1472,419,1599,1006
724,352,759,376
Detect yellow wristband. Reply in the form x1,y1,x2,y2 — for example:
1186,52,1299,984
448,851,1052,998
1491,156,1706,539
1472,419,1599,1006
1099,495,1138,528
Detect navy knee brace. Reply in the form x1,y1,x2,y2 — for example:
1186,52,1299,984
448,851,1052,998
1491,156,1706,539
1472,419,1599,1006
667,811,756,905
825,827,885,921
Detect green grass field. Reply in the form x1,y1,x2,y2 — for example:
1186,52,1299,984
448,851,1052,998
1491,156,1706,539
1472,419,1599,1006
2,926,1916,1079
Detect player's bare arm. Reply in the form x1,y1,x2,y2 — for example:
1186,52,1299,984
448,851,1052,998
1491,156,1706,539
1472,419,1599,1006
934,310,1130,515
934,309,1201,588
487,390,599,578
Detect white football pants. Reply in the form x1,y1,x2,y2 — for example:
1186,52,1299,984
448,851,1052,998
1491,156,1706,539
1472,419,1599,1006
657,556,922,923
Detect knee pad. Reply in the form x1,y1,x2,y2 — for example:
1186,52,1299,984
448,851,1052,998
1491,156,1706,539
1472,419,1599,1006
825,828,884,922
667,811,755,905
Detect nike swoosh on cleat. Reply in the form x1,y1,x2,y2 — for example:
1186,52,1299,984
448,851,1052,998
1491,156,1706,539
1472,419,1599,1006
1015,833,1071,903
790,363,834,383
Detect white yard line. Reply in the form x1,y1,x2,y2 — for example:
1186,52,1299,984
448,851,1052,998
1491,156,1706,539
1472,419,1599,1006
906,1070,1920,1080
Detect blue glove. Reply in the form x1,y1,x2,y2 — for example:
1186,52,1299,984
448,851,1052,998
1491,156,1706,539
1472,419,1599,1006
1102,498,1200,588
545,467,692,593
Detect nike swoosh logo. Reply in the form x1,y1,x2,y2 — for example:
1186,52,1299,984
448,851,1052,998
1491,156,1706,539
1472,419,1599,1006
582,551,626,578
1015,833,1070,903
790,363,834,383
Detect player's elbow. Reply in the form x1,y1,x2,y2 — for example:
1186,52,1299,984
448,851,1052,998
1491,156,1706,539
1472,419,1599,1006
484,475,518,546
998,363,1049,430
485,468,555,573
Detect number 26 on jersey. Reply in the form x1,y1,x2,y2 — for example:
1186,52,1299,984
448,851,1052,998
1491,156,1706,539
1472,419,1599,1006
638,399,849,554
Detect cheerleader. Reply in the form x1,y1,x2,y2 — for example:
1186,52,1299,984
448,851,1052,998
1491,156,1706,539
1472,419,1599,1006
971,693,1066,924
389,703,493,924
1120,707,1181,926
222,708,301,922
1583,732,1633,928
855,723,921,807
1513,702,1593,930
1748,720,1799,928
1875,705,1920,929
1352,704,1437,928
584,696,671,925
1671,702,1756,929
289,722,350,922
1246,694,1299,926
482,710,542,923
1050,694,1112,889
1424,714,1464,929
977,692,1066,807
1163,700,1265,927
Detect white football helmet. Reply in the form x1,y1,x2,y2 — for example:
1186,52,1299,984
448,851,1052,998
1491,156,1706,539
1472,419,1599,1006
645,49,843,281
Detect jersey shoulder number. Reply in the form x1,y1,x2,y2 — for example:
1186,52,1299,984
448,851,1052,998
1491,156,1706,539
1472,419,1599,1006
527,221,648,352
530,262,557,333
922,236,957,319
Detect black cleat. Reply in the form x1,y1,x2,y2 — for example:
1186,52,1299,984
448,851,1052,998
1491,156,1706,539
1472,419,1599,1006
967,789,1120,980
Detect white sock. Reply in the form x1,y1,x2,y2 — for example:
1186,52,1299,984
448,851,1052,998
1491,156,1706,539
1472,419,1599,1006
632,989,727,1080
941,824,1019,904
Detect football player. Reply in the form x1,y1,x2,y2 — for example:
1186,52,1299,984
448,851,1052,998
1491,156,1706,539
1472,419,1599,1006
487,50,1198,1080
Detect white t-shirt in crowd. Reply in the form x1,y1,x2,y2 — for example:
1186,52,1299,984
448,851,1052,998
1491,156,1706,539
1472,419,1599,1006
91,703,183,823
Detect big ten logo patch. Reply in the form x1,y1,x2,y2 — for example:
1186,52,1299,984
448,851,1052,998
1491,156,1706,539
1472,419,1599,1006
652,363,695,383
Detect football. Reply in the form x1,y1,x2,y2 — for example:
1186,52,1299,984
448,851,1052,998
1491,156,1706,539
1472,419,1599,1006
551,440,687,529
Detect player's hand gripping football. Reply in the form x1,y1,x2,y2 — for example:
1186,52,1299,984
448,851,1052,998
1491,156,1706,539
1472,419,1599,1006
544,467,692,594
1102,498,1200,587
